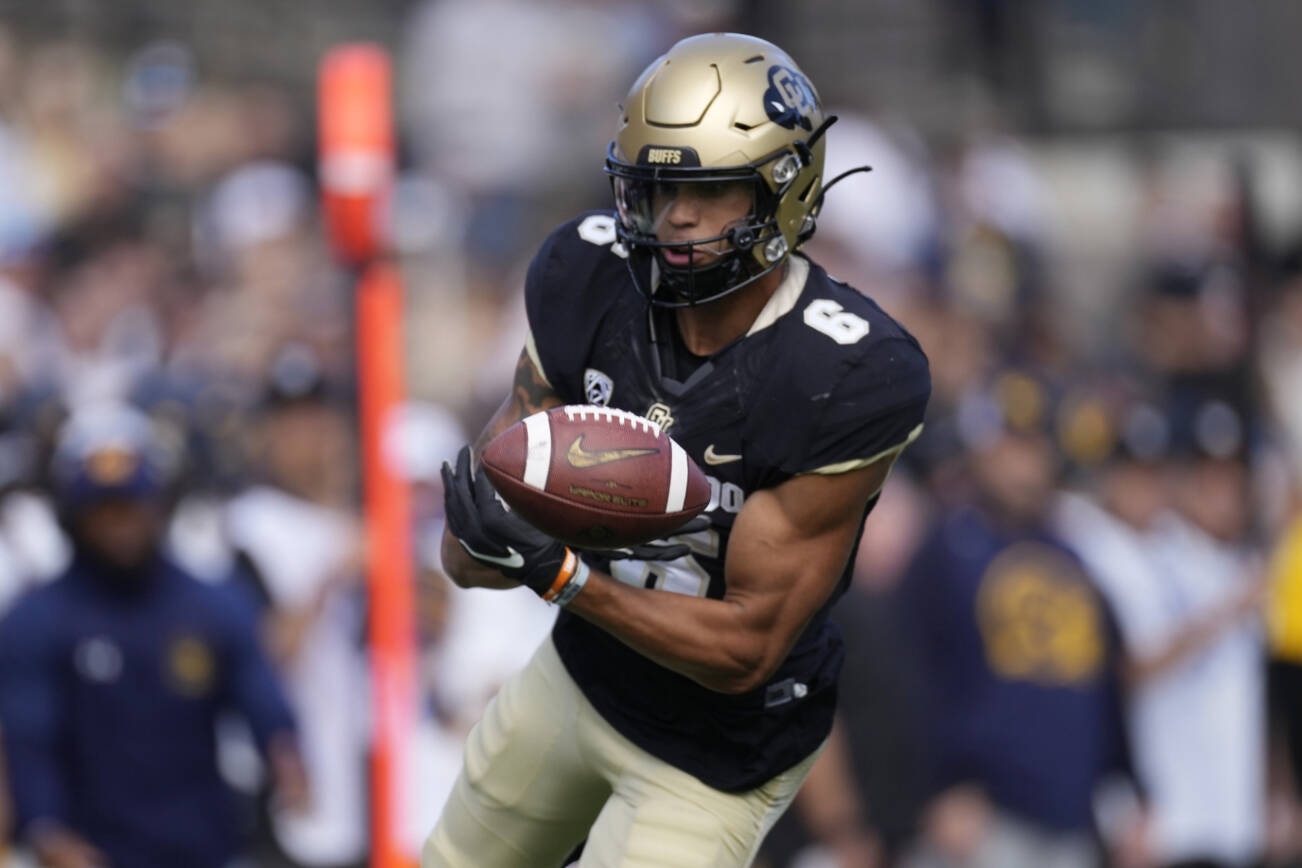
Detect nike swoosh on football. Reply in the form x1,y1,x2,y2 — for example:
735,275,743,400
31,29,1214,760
703,444,742,465
566,435,659,469
458,540,525,569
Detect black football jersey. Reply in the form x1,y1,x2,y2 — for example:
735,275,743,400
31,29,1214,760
526,211,930,791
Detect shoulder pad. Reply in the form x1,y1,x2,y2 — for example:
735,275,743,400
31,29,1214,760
525,212,634,401
753,262,930,477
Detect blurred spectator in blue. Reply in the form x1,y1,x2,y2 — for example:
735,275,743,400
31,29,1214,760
896,369,1131,868
0,401,306,868
1056,391,1266,868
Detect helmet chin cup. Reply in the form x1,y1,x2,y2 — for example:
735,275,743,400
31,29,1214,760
618,222,782,309
658,247,736,304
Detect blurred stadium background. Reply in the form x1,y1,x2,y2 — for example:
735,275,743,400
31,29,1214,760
1,0,1301,867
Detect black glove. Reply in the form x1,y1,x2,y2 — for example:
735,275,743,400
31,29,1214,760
601,516,712,562
442,445,571,595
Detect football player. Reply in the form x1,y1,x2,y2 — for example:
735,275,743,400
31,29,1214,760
0,403,307,868
429,33,930,868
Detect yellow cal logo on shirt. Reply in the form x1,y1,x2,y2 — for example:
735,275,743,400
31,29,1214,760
976,543,1104,686
167,635,215,697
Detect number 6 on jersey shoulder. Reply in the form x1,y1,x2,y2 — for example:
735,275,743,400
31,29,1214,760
803,298,870,345
576,213,629,259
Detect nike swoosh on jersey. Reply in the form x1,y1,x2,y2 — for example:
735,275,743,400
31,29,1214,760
703,444,743,465
459,540,525,569
566,436,659,468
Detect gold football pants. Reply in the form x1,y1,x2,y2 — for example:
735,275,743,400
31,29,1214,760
421,635,820,868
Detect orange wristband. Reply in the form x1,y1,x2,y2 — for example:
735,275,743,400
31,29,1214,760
541,549,579,602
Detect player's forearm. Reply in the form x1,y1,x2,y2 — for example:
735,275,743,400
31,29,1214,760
565,570,777,694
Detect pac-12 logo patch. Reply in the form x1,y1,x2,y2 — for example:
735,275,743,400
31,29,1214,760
584,368,613,406
764,65,817,131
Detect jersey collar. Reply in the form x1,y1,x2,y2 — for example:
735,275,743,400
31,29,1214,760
745,255,810,337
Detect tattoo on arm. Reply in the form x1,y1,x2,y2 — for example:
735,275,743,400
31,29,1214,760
473,349,562,451
513,350,562,418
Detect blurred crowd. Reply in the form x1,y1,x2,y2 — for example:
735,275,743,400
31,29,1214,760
0,1,1300,868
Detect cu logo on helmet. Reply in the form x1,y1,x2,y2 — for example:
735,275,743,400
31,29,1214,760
764,65,815,131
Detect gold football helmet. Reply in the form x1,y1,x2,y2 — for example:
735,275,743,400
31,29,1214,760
606,33,843,307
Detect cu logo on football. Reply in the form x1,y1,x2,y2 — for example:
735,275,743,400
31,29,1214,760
763,65,816,131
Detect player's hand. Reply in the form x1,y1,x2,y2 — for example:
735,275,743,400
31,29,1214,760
600,516,712,562
442,445,571,595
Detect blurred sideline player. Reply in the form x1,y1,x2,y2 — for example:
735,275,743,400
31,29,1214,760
429,33,930,868
0,403,307,868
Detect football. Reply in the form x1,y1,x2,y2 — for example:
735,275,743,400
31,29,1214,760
480,405,710,549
